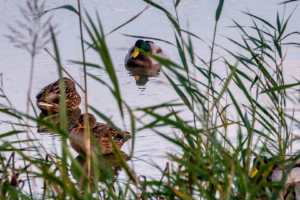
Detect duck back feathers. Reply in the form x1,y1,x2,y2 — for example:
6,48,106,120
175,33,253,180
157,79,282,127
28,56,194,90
70,113,131,155
36,78,81,113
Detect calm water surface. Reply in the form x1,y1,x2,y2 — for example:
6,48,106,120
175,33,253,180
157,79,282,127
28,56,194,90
1,0,300,196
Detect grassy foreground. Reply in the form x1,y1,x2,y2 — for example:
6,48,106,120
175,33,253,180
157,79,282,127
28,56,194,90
1,0,300,199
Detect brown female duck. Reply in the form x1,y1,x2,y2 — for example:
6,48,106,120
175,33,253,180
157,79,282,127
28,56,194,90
125,40,165,67
36,77,81,113
69,113,131,155
37,107,81,133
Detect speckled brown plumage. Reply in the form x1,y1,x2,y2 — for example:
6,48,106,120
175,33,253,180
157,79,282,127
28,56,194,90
36,77,81,114
125,40,165,67
70,113,131,155
37,107,82,133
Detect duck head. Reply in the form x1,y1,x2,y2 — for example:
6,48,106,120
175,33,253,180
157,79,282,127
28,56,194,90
132,40,149,58
250,156,270,178
62,77,76,89
70,113,97,131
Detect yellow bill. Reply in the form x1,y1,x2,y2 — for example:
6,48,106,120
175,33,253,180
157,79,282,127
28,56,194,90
132,47,139,58
134,76,140,81
250,168,259,178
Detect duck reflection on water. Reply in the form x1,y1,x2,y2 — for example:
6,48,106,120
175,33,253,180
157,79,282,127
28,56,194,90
37,107,81,133
70,152,131,191
125,64,162,86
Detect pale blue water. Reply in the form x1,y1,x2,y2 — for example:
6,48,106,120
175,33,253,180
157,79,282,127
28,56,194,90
1,0,300,196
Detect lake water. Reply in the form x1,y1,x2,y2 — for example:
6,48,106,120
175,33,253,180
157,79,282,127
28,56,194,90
1,0,300,197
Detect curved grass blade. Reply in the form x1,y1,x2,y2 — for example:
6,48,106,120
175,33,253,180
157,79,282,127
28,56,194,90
261,81,300,93
43,5,78,15
50,25,68,198
143,0,173,17
215,0,224,21
123,34,175,46
280,0,299,4
0,131,24,139
85,4,149,51
162,70,192,111
84,11,124,118
243,11,275,29
106,5,149,36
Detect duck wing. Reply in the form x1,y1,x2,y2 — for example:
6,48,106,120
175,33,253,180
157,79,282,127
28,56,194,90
36,80,60,100
271,167,300,184
146,41,163,55
274,156,300,170
36,80,76,101
270,156,300,184
92,123,131,142
124,45,135,64
45,93,60,104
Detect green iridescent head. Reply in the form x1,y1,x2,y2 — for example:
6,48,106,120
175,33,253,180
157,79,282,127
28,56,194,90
250,156,270,178
132,40,149,58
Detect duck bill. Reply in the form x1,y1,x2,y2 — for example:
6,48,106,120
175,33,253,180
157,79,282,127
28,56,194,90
134,76,140,81
132,47,139,58
69,123,82,131
250,168,259,178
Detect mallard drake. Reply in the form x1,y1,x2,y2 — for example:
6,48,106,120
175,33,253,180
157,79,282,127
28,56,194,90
125,40,165,67
36,77,81,114
69,113,131,155
250,156,300,199
250,156,300,184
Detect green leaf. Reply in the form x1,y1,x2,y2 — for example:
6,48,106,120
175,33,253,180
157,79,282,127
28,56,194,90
163,71,192,111
175,33,188,73
0,131,24,139
274,41,282,58
243,12,275,30
215,0,224,21
84,11,124,118
250,75,259,90
280,0,299,4
106,5,148,36
44,5,78,15
0,108,22,119
261,82,300,93
212,61,237,109
166,14,180,34
181,29,204,42
50,25,68,198
110,138,137,184
170,187,197,200
123,34,175,46
143,0,173,17
276,9,295,43
276,11,281,32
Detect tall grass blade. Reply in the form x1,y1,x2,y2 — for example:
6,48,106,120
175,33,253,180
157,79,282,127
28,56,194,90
261,81,300,93
44,5,78,15
215,0,224,21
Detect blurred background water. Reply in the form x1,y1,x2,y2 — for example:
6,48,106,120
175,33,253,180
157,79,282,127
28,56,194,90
1,0,300,196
